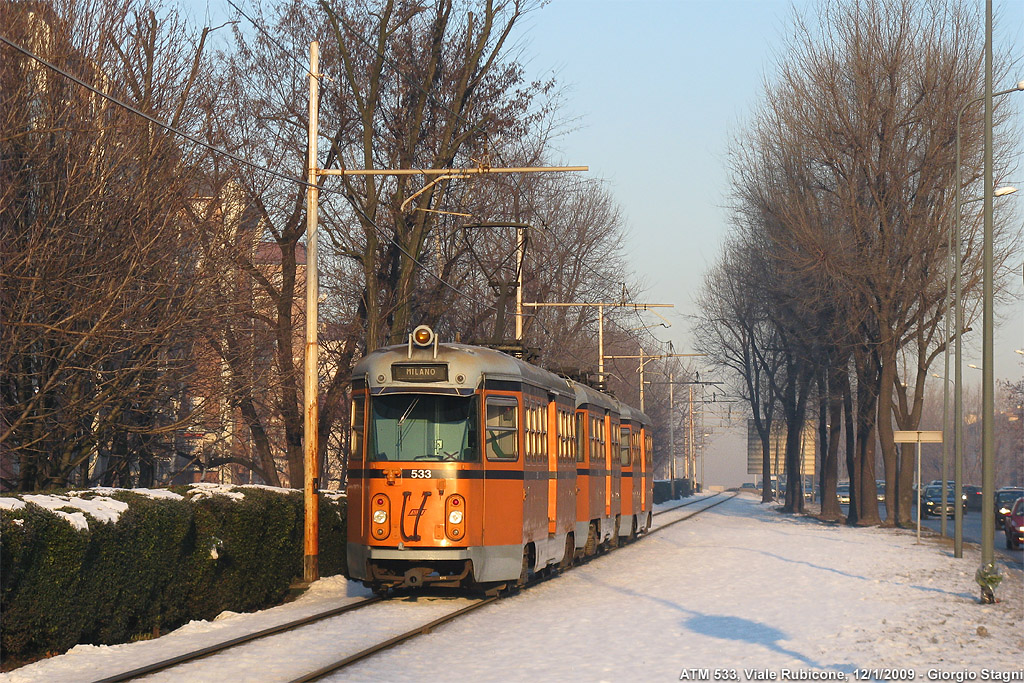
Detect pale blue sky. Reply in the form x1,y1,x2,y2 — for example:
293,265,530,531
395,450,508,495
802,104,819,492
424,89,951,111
514,0,1023,370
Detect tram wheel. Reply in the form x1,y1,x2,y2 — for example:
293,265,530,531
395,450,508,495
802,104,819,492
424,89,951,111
559,534,574,571
584,523,598,556
516,546,532,587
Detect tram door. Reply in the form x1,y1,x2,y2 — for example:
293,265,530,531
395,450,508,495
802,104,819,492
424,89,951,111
481,392,522,549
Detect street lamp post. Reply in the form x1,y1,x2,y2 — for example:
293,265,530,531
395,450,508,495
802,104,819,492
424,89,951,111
952,77,1023,561
941,186,1015,542
980,2,995,600
933,372,954,537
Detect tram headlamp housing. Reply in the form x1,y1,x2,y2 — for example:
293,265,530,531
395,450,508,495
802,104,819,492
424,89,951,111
444,494,466,541
412,325,434,347
372,509,388,524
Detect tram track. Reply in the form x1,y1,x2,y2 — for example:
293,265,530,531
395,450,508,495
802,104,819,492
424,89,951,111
93,493,737,683
288,595,499,682
292,494,740,681
652,491,727,518
647,491,739,536
92,596,384,682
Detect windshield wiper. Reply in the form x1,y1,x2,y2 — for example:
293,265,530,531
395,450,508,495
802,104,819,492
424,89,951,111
397,398,419,426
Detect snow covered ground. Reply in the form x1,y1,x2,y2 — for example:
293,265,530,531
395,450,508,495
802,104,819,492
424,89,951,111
4,492,1022,682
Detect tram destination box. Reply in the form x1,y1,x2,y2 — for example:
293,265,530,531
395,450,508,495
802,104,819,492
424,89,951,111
392,363,448,382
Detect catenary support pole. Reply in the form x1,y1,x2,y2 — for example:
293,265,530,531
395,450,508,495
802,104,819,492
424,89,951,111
303,41,320,584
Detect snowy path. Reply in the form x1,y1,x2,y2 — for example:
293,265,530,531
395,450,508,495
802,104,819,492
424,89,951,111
4,493,1021,682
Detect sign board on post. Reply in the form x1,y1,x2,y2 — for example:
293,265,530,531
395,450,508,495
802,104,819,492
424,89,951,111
893,430,943,443
892,430,943,544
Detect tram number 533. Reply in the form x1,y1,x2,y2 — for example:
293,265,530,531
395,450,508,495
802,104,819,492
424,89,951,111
409,469,432,479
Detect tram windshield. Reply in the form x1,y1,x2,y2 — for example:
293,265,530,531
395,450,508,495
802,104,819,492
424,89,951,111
369,394,478,462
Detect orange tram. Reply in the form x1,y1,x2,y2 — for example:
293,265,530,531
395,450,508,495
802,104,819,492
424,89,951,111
346,325,654,595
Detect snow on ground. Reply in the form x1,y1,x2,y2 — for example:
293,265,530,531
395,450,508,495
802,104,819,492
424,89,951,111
4,492,1021,682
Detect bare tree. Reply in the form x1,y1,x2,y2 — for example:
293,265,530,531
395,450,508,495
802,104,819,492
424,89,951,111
1,0,221,490
197,0,556,486
695,239,784,504
713,0,1020,525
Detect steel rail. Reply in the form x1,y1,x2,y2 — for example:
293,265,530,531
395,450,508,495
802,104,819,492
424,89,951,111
647,492,739,536
289,596,500,682
93,596,384,683
290,494,737,682
652,492,726,517
94,494,736,683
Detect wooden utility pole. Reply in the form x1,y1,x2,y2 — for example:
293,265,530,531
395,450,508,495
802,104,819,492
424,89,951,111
603,351,703,411
689,386,695,484
303,41,320,584
521,302,673,387
663,379,723,489
301,42,587,583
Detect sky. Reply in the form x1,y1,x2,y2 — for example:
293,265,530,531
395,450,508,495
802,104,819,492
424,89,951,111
179,0,1024,487
5,492,1022,681
508,0,1024,486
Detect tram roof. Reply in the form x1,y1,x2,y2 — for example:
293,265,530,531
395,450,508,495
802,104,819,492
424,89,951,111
354,342,649,422
353,342,575,398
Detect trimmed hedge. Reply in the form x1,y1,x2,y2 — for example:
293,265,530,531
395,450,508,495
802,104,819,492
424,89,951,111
653,478,693,504
0,487,346,664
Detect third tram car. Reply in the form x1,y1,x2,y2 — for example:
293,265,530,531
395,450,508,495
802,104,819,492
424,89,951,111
346,325,654,594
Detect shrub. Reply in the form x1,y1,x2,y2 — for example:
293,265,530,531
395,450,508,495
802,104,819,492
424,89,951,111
0,486,347,664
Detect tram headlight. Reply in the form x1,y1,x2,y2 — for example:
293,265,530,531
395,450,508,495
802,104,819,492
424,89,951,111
444,493,466,541
372,510,388,524
412,325,434,347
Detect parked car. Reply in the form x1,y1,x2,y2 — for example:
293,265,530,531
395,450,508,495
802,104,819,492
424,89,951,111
875,481,886,502
962,485,983,511
995,488,1024,526
1004,497,1024,550
920,485,962,518
836,484,851,505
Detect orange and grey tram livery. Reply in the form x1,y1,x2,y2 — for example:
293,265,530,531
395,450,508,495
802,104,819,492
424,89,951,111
347,325,654,594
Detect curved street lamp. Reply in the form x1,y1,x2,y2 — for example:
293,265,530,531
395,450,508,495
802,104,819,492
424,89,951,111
940,185,1016,541
951,80,1024,561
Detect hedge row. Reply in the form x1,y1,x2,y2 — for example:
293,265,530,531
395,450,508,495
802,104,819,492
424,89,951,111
653,478,694,503
0,487,346,664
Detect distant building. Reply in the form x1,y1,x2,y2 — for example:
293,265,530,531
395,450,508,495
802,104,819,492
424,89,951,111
170,184,308,487
746,419,816,488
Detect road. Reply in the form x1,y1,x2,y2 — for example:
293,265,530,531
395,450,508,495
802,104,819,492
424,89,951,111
836,502,1023,567
914,505,1023,567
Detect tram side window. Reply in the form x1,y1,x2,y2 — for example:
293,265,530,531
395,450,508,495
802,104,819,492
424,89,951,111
351,395,365,460
575,412,586,463
610,421,619,464
538,403,548,459
620,427,631,466
486,397,519,461
560,409,574,462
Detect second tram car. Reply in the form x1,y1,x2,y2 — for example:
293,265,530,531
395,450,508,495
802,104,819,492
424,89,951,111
346,325,654,594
